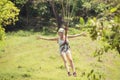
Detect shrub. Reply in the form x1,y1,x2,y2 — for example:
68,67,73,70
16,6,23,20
0,26,5,40
85,16,120,53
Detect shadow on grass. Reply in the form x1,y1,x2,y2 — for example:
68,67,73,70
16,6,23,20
5,17,58,37
6,26,57,37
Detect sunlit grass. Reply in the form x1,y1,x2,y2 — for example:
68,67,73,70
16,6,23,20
0,30,120,80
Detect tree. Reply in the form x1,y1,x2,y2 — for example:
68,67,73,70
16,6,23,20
49,0,78,30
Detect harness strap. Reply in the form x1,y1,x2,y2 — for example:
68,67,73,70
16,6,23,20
60,42,70,52
60,41,68,47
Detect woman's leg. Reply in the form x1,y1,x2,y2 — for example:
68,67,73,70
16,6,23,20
61,52,70,74
66,51,76,76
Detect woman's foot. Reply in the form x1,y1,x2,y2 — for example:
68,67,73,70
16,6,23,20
73,72,77,77
68,72,71,76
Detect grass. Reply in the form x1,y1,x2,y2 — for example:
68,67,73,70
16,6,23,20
0,30,120,80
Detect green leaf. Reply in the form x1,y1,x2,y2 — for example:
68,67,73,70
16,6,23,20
110,7,117,13
79,17,85,25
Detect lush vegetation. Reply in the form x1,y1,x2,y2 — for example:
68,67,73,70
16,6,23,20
0,0,120,80
0,0,19,40
0,31,120,80
6,0,120,53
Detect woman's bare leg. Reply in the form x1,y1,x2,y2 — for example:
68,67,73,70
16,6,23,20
66,51,76,76
61,52,70,73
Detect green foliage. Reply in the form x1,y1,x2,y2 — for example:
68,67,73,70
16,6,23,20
68,28,82,35
82,2,91,10
80,17,85,25
35,2,51,18
0,0,20,26
86,69,105,80
0,26,5,40
0,25,5,53
11,0,28,9
12,30,34,37
0,0,19,41
75,17,86,30
110,7,117,13
84,16,120,53
93,2,107,13
78,0,120,54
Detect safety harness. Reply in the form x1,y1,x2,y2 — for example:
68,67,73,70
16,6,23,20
60,26,70,52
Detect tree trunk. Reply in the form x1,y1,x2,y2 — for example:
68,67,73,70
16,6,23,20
49,0,63,30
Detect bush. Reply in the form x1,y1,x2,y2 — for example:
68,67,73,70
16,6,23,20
0,26,5,40
0,0,20,26
84,16,120,53
0,0,19,41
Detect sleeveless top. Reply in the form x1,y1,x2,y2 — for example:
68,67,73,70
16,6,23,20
58,37,70,53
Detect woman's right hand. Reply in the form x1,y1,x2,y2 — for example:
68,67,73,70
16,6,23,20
64,27,68,31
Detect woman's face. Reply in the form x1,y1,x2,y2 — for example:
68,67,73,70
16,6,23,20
58,32,64,37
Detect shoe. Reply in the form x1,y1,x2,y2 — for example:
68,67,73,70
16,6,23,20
73,72,77,77
68,72,71,76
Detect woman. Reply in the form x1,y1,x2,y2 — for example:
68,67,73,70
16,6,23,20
57,27,77,77
37,26,84,76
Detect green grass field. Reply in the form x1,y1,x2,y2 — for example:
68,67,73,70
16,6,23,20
0,30,120,80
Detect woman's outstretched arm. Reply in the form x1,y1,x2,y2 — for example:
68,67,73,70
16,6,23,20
37,36,58,41
67,33,87,38
37,33,86,41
